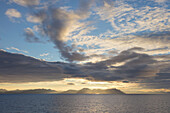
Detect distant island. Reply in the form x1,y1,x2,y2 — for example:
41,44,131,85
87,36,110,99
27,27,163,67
60,88,125,94
0,89,58,94
0,88,125,94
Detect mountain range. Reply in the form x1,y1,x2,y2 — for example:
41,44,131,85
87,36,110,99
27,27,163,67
0,88,125,94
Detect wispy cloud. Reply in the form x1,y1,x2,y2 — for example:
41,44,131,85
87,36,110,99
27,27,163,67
6,47,28,53
154,0,167,3
40,53,49,57
95,1,169,34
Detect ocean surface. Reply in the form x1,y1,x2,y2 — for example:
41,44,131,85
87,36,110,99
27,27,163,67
0,94,169,113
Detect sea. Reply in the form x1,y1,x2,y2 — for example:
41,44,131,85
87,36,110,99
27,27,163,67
0,94,169,113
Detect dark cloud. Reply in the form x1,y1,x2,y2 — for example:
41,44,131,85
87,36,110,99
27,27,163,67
67,83,75,85
78,47,158,81
0,47,169,90
25,0,95,62
139,32,170,46
154,54,170,62
127,47,144,51
83,47,146,70
122,81,129,83
24,28,42,43
114,53,157,78
0,50,87,83
77,0,94,16
146,47,169,52
145,31,170,39
0,50,67,83
137,78,170,89
38,8,89,62
128,54,170,89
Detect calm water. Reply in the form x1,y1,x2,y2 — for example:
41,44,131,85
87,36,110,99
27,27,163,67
0,94,169,113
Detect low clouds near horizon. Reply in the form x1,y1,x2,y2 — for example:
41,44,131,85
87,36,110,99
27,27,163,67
0,49,169,90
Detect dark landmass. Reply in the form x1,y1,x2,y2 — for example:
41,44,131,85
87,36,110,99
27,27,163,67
0,89,7,93
0,89,58,94
61,88,125,94
0,88,125,94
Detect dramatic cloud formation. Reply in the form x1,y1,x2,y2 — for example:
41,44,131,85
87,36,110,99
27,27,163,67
24,0,95,62
5,8,21,18
0,0,169,93
0,49,169,90
22,0,169,62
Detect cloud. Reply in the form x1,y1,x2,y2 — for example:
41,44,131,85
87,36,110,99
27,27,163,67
6,47,28,53
130,54,170,89
145,47,170,55
139,88,170,93
26,15,43,23
76,0,94,17
23,0,168,63
114,53,158,78
10,0,40,7
0,50,67,83
2,0,169,90
5,8,21,18
67,83,75,85
78,48,158,81
26,0,95,62
74,32,170,61
24,27,42,43
40,53,49,56
0,48,169,90
65,1,169,62
95,1,169,34
0,49,6,52
154,0,167,3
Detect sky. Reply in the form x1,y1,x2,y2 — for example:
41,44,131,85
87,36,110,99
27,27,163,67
0,0,170,94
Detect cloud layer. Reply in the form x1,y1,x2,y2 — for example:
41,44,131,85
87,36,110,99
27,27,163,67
0,49,169,90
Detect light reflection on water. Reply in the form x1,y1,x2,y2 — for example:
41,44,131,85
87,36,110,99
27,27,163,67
0,94,170,113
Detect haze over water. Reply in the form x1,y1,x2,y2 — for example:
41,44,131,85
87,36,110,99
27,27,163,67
0,94,170,113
